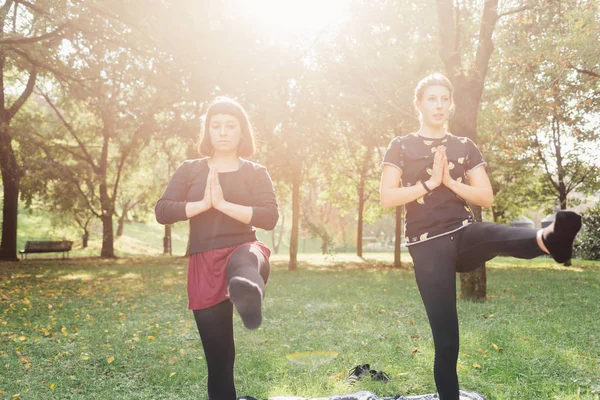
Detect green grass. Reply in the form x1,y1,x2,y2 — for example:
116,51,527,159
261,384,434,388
1,255,599,400
13,206,191,258
11,205,340,259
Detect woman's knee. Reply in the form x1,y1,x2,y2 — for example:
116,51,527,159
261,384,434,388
434,334,459,360
227,245,269,282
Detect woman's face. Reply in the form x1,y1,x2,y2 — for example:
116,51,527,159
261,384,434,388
209,113,242,154
416,85,453,129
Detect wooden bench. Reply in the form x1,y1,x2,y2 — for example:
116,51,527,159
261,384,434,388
19,241,73,259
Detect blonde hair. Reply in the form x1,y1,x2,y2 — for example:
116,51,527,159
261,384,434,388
413,73,455,122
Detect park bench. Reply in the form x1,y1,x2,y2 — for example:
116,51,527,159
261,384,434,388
19,241,73,259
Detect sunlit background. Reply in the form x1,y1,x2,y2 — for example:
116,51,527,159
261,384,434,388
0,0,599,262
240,0,348,35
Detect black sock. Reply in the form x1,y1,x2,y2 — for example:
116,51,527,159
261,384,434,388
226,245,269,331
542,211,582,263
228,277,263,330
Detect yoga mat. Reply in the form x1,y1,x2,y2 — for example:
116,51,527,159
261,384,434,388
240,389,488,400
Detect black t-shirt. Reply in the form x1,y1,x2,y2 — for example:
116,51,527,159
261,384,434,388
382,132,486,245
155,158,279,254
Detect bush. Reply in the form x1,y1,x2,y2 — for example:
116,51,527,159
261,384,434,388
577,204,600,260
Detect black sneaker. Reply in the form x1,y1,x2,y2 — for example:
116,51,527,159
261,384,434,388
370,369,391,383
347,364,370,384
542,211,582,263
229,277,263,330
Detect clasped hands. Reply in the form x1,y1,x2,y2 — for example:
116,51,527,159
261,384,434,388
201,167,226,211
427,145,456,190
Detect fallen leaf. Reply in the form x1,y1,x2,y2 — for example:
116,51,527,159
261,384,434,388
328,372,343,380
169,372,176,377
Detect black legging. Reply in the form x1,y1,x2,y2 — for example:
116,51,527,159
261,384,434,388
192,245,270,400
408,222,545,400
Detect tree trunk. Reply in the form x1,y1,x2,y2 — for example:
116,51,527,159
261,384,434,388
271,202,284,254
357,181,365,258
82,230,89,248
116,213,125,237
437,0,501,300
100,214,115,258
271,230,278,254
394,205,403,268
288,168,301,271
460,266,487,300
491,208,505,224
99,183,115,258
163,224,172,255
321,238,328,254
0,52,36,262
559,187,571,266
0,125,20,261
558,182,568,210
460,205,487,299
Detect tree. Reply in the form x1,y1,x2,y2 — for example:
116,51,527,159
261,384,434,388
505,2,600,211
0,0,169,260
0,0,63,261
320,0,439,260
435,0,545,300
30,15,169,256
578,204,600,260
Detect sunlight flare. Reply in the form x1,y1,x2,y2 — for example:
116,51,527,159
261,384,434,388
241,0,347,36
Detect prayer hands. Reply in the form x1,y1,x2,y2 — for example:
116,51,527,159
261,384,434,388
209,167,226,210
429,145,445,188
203,171,213,210
436,146,456,188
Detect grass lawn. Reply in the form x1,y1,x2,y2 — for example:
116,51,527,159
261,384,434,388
1,254,599,400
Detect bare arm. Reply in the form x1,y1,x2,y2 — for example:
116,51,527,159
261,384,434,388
443,161,494,208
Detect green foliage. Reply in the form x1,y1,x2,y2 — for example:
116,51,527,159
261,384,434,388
490,1,600,209
578,204,600,260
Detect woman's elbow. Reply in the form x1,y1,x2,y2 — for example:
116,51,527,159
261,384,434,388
481,191,494,209
154,204,167,225
254,208,278,231
264,211,279,231
380,190,395,208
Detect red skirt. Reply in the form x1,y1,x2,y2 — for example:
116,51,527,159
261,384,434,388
187,241,271,310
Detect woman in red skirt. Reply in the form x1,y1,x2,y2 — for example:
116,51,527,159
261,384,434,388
155,97,278,400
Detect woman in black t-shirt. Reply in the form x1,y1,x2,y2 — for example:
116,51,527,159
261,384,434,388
156,97,278,400
380,73,581,400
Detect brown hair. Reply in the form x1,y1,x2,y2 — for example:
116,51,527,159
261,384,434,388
198,97,255,157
